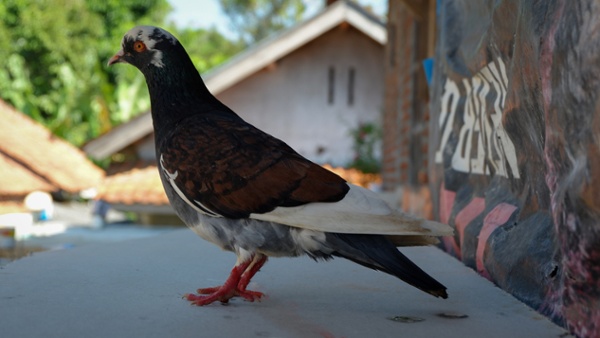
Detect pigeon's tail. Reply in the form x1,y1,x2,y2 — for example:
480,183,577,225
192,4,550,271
325,233,448,299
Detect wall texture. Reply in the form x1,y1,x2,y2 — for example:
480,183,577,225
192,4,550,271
429,1,600,336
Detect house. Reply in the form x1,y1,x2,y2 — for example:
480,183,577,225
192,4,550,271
85,0,386,219
0,99,105,214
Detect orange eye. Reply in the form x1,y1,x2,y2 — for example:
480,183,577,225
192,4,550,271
133,41,146,52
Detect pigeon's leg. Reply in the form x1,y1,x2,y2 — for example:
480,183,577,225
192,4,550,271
237,254,268,297
185,254,266,306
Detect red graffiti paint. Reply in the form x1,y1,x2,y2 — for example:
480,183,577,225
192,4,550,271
455,197,486,249
439,185,459,255
476,203,518,279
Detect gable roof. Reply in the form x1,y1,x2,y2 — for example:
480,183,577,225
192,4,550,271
203,0,385,94
82,112,153,161
83,0,386,160
0,99,105,195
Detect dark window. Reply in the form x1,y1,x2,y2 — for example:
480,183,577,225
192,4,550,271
328,66,335,104
348,67,355,106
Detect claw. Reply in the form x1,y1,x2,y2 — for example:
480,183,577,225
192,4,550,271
185,254,268,306
186,286,264,305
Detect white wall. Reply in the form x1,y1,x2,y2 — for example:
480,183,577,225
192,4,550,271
216,27,384,166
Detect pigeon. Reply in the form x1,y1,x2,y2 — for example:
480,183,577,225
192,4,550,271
108,26,453,306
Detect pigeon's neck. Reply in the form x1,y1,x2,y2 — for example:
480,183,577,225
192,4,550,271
142,59,225,141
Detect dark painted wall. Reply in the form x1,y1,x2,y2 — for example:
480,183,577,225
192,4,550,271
429,1,600,336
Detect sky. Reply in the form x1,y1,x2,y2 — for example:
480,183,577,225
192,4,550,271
167,0,388,39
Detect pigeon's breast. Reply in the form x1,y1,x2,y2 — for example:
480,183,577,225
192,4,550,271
188,214,317,258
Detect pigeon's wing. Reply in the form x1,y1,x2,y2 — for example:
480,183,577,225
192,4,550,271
160,113,452,237
252,184,453,236
159,113,349,218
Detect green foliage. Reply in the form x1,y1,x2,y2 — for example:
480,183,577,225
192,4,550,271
87,0,173,130
0,0,241,147
0,0,102,145
218,0,306,45
173,26,244,73
0,0,164,145
348,122,382,174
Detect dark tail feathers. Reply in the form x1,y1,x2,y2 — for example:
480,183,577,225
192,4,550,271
325,233,448,299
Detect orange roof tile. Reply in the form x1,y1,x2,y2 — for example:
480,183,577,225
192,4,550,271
322,164,382,188
0,100,105,194
0,152,54,196
97,165,169,206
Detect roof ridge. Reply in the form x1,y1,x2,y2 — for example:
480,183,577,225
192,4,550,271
0,147,55,191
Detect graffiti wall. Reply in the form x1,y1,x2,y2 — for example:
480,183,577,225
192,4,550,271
429,1,600,336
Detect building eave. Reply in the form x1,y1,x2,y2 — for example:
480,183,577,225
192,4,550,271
83,112,153,160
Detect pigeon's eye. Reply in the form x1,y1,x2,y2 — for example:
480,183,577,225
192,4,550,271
133,41,146,53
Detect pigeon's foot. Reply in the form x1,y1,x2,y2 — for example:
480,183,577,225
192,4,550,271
185,254,268,306
196,286,264,299
185,286,264,305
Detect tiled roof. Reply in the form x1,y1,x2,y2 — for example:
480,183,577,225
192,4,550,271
0,99,105,195
0,152,55,196
97,165,168,206
96,164,381,207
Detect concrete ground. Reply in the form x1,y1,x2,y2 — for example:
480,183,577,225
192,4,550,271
0,227,571,338
0,202,177,267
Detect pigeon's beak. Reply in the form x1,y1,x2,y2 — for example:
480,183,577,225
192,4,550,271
107,49,125,66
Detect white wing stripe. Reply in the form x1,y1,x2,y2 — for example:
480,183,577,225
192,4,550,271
160,154,222,218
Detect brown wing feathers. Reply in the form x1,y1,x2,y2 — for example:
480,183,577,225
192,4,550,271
160,114,349,218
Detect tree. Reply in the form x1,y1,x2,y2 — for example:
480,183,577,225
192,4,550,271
87,0,172,133
0,0,171,145
218,0,306,45
0,0,105,145
0,0,241,148
173,26,244,74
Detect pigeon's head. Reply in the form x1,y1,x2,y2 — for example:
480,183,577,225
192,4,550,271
108,26,179,71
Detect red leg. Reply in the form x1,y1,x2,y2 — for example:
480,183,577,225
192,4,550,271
185,254,267,306
238,255,268,291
